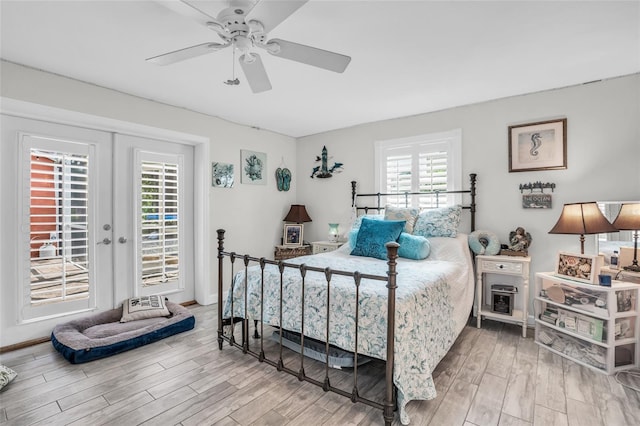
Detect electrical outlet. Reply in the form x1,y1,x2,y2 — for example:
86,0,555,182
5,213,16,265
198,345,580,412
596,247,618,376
49,232,57,241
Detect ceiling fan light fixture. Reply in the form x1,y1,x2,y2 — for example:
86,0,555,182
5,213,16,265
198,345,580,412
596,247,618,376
234,35,253,53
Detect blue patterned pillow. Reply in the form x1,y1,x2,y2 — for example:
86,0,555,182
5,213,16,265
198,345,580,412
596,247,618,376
350,218,405,260
413,205,462,238
350,230,430,260
398,232,431,260
384,205,420,233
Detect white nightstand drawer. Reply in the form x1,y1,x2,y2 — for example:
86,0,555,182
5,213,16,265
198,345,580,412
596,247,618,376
481,260,523,274
312,241,343,254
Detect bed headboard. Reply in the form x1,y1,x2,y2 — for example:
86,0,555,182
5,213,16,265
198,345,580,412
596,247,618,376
351,173,477,232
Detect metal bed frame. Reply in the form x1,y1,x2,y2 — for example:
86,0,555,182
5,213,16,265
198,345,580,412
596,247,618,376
216,173,477,425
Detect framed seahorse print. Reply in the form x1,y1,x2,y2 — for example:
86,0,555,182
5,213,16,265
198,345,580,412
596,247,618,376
508,118,567,172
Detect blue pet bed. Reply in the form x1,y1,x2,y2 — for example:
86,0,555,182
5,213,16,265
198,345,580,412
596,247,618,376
51,301,195,364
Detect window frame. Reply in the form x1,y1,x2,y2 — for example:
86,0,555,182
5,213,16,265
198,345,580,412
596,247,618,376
374,129,462,208
134,149,186,296
19,133,98,322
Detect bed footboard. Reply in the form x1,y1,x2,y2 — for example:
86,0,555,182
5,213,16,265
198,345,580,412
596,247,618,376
216,229,399,426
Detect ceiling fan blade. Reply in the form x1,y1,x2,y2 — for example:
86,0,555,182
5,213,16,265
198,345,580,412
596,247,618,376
245,0,309,33
146,42,227,65
267,39,351,73
239,53,272,93
158,0,218,27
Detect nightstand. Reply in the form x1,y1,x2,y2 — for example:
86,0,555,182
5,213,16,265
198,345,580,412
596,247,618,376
311,241,344,254
274,245,311,261
475,254,531,337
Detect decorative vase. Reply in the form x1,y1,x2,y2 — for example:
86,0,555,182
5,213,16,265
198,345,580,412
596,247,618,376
328,223,340,242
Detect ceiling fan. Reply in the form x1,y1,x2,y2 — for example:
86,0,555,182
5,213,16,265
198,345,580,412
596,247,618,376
147,0,351,93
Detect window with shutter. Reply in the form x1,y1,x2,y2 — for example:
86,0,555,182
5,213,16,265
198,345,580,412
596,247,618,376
375,130,462,208
139,160,180,287
29,148,90,305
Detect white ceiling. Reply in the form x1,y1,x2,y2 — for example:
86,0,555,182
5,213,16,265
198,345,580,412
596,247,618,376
1,1,639,138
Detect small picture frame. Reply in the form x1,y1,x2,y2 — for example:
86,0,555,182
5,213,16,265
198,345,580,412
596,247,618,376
508,118,567,172
283,224,303,247
241,150,267,185
555,251,603,284
211,162,234,188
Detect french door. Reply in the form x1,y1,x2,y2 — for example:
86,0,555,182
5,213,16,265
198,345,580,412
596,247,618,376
2,115,113,322
1,115,194,332
113,134,194,303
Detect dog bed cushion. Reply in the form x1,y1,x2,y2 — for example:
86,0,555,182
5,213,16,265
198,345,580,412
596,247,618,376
51,301,195,364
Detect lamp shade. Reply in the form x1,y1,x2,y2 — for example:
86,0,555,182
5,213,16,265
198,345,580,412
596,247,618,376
283,204,312,223
549,202,617,235
612,203,640,230
549,202,617,254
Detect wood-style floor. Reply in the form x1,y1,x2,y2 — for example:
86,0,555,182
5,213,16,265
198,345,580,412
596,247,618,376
1,304,639,426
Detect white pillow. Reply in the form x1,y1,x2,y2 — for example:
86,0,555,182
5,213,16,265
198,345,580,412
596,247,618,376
120,295,170,323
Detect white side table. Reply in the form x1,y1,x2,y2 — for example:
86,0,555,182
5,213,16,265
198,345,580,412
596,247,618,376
475,254,531,337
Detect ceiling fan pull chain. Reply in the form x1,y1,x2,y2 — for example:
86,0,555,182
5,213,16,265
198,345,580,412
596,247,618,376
224,46,240,86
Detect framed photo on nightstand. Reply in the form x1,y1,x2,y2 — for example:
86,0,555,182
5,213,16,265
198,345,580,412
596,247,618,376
283,224,303,247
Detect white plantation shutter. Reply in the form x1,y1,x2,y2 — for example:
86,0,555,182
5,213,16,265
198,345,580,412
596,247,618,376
385,153,412,206
418,150,448,208
138,157,181,287
376,130,461,208
29,148,90,305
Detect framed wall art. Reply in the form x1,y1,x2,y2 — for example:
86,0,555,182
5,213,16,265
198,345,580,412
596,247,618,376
241,150,267,185
555,251,603,284
283,224,303,246
509,118,567,172
211,162,234,188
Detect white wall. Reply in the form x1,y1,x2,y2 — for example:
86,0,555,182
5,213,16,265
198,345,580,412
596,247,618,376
297,74,640,315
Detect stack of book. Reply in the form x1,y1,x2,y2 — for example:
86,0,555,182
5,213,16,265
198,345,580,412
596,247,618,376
539,306,559,325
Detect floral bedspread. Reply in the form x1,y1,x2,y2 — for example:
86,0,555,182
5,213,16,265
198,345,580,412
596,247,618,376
222,251,460,425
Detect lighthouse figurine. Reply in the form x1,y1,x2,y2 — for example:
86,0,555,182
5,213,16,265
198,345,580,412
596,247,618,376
310,146,343,178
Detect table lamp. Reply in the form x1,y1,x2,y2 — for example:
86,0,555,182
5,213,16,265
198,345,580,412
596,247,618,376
549,202,617,254
283,204,312,244
612,203,640,272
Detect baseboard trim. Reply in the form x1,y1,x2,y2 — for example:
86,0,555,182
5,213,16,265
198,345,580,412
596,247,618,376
0,336,51,354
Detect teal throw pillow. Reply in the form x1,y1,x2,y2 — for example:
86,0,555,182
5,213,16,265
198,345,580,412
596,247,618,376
398,232,431,260
351,214,384,231
350,218,405,260
350,230,431,260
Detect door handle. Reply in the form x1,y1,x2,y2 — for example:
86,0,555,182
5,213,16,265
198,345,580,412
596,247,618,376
118,237,128,244
97,238,112,245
